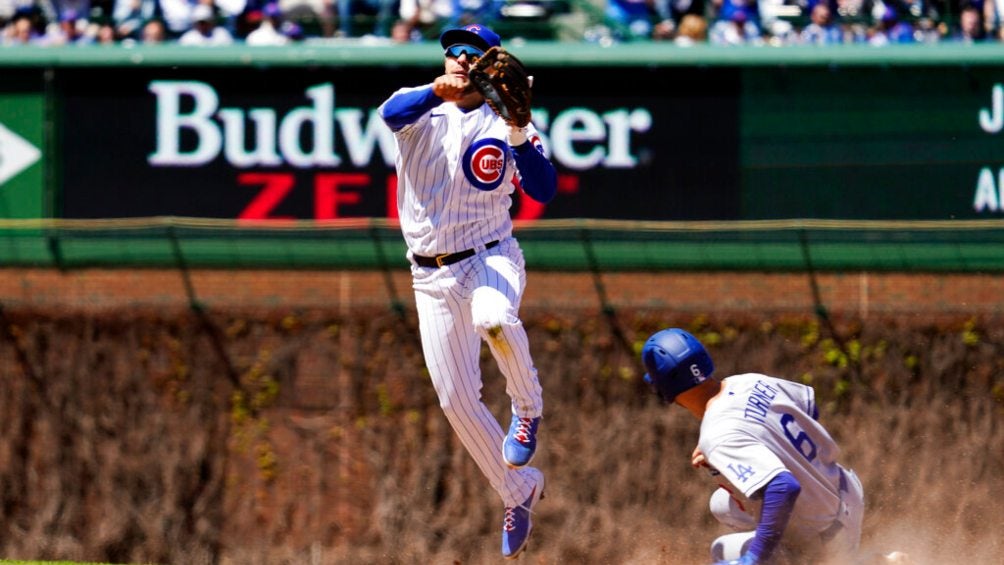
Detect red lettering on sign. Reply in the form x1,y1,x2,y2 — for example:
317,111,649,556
386,173,398,219
314,173,367,219
558,173,580,194
235,171,562,222
237,173,296,220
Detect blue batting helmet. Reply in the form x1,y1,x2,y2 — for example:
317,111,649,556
641,328,714,403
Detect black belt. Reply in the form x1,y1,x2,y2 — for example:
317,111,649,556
413,240,499,268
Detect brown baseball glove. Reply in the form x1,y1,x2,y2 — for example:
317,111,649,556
468,46,532,128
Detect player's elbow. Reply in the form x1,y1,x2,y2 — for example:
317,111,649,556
538,171,558,204
513,145,557,204
522,168,557,204
523,183,555,205
770,471,802,501
378,106,407,132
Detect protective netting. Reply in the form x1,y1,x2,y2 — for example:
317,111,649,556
2,217,1003,272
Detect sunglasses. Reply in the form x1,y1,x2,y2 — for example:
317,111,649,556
445,44,484,59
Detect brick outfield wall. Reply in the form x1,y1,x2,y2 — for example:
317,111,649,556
0,269,1001,316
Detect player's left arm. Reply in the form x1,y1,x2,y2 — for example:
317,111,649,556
705,440,798,565
744,471,801,563
378,85,441,131
509,125,556,204
711,472,801,565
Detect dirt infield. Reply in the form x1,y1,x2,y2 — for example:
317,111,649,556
1,271,1002,564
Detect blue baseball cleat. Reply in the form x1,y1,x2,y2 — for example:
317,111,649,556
502,415,540,468
501,474,545,559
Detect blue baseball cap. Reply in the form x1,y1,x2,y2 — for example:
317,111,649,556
439,24,501,52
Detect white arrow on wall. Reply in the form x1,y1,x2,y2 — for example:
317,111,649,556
0,122,42,187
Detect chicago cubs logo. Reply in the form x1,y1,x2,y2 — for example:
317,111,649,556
462,138,508,191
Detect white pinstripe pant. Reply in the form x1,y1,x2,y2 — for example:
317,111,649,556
411,237,544,506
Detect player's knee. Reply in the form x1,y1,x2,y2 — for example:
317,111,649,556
471,288,516,336
437,389,477,419
710,532,755,562
710,488,756,530
473,313,515,340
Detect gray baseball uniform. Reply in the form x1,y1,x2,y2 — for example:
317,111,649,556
700,373,864,560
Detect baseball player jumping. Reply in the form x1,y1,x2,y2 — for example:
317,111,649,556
378,24,556,559
641,328,873,565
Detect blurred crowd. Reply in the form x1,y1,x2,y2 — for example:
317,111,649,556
0,0,1001,46
599,0,1004,44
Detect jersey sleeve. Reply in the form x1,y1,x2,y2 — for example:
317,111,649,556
746,471,801,562
704,434,788,499
378,85,440,132
511,125,556,203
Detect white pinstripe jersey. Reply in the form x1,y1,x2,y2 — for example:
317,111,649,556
382,85,539,256
699,373,846,532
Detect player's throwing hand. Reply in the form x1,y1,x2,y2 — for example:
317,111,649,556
432,74,472,102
